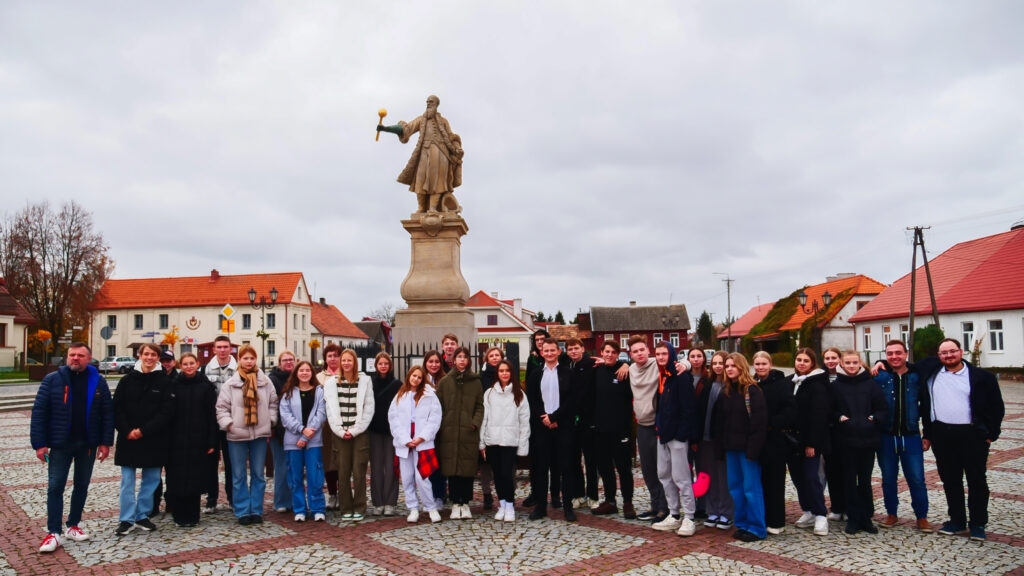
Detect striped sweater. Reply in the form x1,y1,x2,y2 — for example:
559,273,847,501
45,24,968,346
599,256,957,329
324,373,374,438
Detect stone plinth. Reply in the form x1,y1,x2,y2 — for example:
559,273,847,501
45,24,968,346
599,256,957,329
392,212,476,348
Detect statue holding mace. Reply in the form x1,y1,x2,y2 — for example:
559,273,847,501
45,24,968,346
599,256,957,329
377,95,464,214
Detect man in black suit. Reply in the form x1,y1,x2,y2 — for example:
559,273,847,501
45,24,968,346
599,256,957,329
526,340,577,522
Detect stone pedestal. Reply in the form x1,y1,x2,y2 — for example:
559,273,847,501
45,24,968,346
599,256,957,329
392,212,476,349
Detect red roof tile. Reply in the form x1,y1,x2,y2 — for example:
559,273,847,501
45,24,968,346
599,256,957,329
310,301,368,339
0,278,35,324
850,227,1024,322
717,302,774,339
779,275,887,331
91,271,306,310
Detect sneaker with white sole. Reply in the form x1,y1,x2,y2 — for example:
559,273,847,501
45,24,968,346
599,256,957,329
813,515,829,535
495,500,507,521
704,515,720,528
589,498,600,510
314,513,326,522
795,511,815,528
294,514,306,522
827,512,845,521
383,505,396,516
203,506,217,514
115,521,135,536
766,526,784,535
504,503,516,522
462,504,472,519
449,506,461,520
429,509,442,523
326,495,339,510
407,510,420,523
653,515,682,531
66,526,89,542
135,518,157,532
39,533,61,553
716,517,733,530
275,507,288,513
677,517,697,537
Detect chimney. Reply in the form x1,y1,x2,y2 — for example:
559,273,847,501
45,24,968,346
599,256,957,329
319,297,326,305
209,269,220,282
513,298,523,319
491,291,499,298
629,300,637,307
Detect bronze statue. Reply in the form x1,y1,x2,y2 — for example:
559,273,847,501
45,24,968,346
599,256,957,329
378,95,464,213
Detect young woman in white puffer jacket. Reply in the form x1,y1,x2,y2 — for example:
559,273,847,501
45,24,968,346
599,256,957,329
479,360,530,522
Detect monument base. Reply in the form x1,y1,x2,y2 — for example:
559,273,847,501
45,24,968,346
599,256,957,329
392,308,476,352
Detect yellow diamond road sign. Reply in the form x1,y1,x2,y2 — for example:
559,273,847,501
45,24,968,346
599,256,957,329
221,304,236,319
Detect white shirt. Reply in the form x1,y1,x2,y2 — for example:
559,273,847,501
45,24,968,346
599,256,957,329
540,363,560,414
932,364,972,425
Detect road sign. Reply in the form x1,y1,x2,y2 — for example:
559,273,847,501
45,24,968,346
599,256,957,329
100,326,113,340
221,304,236,319
57,338,72,344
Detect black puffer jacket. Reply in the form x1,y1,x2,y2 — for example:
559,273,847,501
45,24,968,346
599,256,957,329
714,382,767,461
757,368,798,459
113,368,174,468
831,370,888,449
167,371,218,494
790,371,831,455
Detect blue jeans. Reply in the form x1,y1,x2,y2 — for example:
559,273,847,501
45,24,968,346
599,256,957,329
877,433,928,519
227,439,267,518
286,447,325,516
727,450,766,538
270,436,291,510
119,466,162,523
46,439,97,535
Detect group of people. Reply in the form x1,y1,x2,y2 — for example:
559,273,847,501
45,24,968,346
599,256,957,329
29,331,1004,554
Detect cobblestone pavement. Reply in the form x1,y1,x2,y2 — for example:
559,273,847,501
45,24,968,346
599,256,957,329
2,382,1023,575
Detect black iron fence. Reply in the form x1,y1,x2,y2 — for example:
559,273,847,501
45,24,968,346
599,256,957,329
345,340,520,381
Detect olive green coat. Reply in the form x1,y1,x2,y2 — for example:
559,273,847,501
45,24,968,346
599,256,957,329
436,369,484,477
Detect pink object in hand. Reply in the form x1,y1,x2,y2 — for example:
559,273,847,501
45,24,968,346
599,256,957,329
692,472,710,498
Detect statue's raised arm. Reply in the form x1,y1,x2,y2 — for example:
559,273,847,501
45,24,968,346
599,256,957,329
377,95,463,214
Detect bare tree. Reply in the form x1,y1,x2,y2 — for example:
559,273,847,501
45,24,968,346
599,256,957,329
0,201,114,341
366,301,405,325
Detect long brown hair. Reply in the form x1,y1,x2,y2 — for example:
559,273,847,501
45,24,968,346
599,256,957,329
710,351,729,383
722,353,756,397
340,348,360,383
282,360,316,400
686,348,711,395
423,350,446,386
395,366,428,405
494,360,524,406
794,347,818,376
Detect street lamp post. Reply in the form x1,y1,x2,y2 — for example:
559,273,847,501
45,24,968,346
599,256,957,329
798,289,832,352
248,286,279,370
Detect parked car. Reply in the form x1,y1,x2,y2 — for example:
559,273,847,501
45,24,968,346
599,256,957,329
99,356,136,373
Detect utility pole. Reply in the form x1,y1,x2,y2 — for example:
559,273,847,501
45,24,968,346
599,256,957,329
906,226,940,361
714,273,734,352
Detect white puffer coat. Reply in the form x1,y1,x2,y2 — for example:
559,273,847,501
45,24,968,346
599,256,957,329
479,383,531,455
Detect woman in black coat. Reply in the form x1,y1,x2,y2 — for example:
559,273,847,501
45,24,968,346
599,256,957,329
751,351,797,535
166,353,218,527
113,343,174,535
832,350,888,535
787,348,831,535
368,352,402,516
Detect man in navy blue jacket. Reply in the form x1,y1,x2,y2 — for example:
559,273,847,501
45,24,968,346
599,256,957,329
30,342,114,553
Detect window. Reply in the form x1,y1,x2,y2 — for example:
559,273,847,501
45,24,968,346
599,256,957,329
107,315,117,330
487,314,498,326
856,301,868,310
134,314,143,330
159,314,169,330
302,340,306,352
882,325,891,345
293,341,298,354
298,286,303,299
989,320,1004,351
180,343,193,355
604,334,614,344
302,315,306,330
267,340,276,356
863,327,872,351
107,345,116,358
242,314,252,330
961,321,974,351
267,313,276,329
293,314,298,330
670,333,680,348
620,334,629,349
653,333,663,344
900,324,909,343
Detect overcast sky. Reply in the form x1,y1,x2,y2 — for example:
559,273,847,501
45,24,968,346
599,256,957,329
3,2,1023,327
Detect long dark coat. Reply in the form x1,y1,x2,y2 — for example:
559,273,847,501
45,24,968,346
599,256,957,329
167,371,219,496
113,368,174,468
436,369,484,477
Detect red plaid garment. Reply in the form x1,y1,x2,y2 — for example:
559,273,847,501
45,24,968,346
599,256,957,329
393,421,439,479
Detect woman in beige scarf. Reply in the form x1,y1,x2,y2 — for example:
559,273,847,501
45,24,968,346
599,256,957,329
215,345,279,525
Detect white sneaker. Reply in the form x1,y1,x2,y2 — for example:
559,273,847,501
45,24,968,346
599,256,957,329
39,533,61,553
407,510,419,523
461,504,472,519
203,506,217,514
813,515,829,535
294,514,306,522
572,497,586,509
589,498,600,510
429,509,442,523
676,517,696,537
827,512,844,521
327,495,339,510
766,526,784,535
275,507,288,513
495,500,507,521
795,511,815,528
314,513,325,522
450,506,461,520
653,515,682,531
383,505,396,516
66,526,89,542
504,503,515,522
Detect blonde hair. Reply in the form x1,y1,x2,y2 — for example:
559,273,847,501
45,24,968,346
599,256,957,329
752,350,772,364
722,353,757,397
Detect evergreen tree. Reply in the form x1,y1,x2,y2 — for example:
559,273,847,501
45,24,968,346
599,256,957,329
696,311,714,347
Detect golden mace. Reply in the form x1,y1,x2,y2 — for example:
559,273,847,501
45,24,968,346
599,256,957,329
376,108,387,141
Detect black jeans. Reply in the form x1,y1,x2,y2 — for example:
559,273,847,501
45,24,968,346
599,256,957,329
930,421,991,527
487,446,518,502
761,440,790,529
168,490,201,525
575,426,599,501
841,445,876,529
448,475,475,505
596,433,634,504
530,424,576,508
824,451,845,514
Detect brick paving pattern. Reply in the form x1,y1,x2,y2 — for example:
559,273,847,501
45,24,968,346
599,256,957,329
1,381,1022,575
